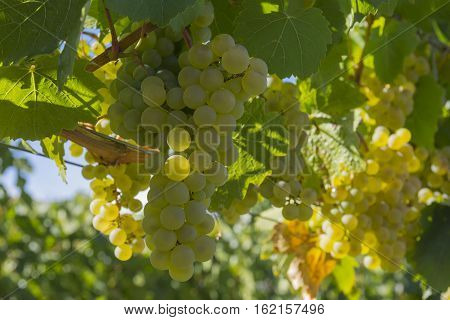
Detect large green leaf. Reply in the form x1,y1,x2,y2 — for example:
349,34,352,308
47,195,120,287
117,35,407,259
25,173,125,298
406,75,444,149
0,56,104,140
105,0,197,26
234,0,331,78
319,80,366,117
168,0,204,32
0,0,88,64
210,99,283,211
304,113,364,177
413,204,450,292
368,20,419,83
210,0,241,35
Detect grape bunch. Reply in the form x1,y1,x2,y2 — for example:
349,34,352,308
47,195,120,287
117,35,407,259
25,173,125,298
71,147,149,261
96,1,268,281
257,78,315,221
360,55,429,130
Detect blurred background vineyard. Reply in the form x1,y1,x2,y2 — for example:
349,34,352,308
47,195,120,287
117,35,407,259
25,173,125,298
0,147,439,300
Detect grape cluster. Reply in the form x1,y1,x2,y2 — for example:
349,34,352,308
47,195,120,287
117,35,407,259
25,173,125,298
360,55,429,130
72,147,149,261
257,78,314,221
99,1,268,281
311,126,426,270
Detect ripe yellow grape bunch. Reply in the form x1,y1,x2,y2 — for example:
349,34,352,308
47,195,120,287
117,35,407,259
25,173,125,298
94,1,268,281
258,78,316,221
70,146,149,261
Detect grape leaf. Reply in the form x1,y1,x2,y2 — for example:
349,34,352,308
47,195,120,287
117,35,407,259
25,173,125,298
406,75,444,149
333,257,358,295
168,0,204,32
319,80,366,117
0,55,104,140
368,20,419,83
210,98,284,211
58,1,91,89
0,0,88,64
41,136,67,183
314,0,346,41
413,204,450,292
312,41,348,88
304,113,364,178
435,116,450,149
234,0,331,78
210,0,241,35
105,0,197,26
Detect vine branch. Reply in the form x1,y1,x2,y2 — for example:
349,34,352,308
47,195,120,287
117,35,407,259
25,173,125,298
61,124,159,165
85,22,158,72
354,14,374,85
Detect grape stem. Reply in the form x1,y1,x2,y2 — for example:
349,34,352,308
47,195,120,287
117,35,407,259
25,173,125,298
183,28,193,48
103,0,120,61
85,22,158,72
354,14,374,85
60,124,159,165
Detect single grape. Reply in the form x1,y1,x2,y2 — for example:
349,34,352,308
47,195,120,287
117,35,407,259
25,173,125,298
188,44,214,69
210,34,235,57
169,264,194,282
164,155,190,182
193,105,217,127
222,46,249,74
115,244,133,261
167,127,191,152
185,171,206,192
164,182,190,205
210,89,236,113
166,87,185,110
176,224,197,243
193,1,214,27
156,37,175,57
192,235,216,262
170,244,195,267
200,67,224,91
242,70,267,96
178,66,201,87
109,228,127,246
185,201,207,225
160,206,185,230
152,228,177,251
150,250,170,270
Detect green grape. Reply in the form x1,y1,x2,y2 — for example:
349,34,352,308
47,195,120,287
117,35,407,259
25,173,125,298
169,264,194,282
150,250,170,270
193,105,217,127
109,228,127,246
272,181,291,200
210,89,236,114
167,127,191,152
132,92,146,110
193,1,214,27
141,83,166,107
92,215,112,232
136,32,157,51
152,228,177,251
221,45,249,74
183,84,206,109
192,191,206,201
231,101,245,119
166,87,185,110
371,126,389,147
178,51,190,68
185,201,207,225
189,150,213,172
215,114,236,132
155,37,175,57
185,171,206,192
141,107,167,132
196,213,215,235
160,206,185,230
299,188,317,205
242,70,267,96
164,182,190,205
211,34,235,57
204,162,228,186
332,241,350,259
142,49,162,68
115,174,133,191
192,235,216,262
108,102,127,120
142,213,160,234
167,110,188,127
133,65,152,81
297,203,313,221
164,155,190,182
200,67,224,91
82,165,96,180
170,244,195,267
195,126,220,151
119,87,134,106
188,44,214,69
341,214,358,231
176,224,197,243
178,66,201,88
123,109,141,131
128,198,143,212
191,25,212,44
282,204,299,220
249,57,268,75
115,244,133,261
